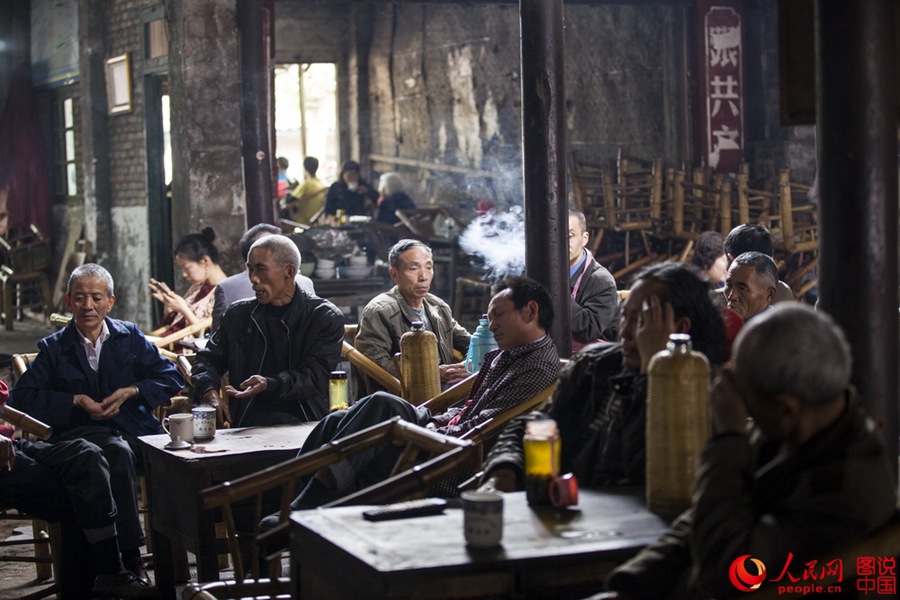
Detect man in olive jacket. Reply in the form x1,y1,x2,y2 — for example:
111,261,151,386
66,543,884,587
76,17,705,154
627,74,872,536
191,235,344,426
356,239,471,387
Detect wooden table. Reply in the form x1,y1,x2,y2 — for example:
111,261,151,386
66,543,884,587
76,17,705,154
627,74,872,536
139,424,315,599
290,487,667,599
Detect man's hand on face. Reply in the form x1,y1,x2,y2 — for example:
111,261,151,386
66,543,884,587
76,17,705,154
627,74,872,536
635,294,677,373
0,435,15,471
439,361,469,385
225,375,268,400
203,390,232,428
709,367,751,436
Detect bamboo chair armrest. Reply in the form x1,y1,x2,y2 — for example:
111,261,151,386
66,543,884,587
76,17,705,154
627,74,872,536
0,404,52,440
417,374,477,413
148,317,212,349
157,348,179,361
460,381,558,445
341,341,402,396
11,353,37,379
49,313,71,328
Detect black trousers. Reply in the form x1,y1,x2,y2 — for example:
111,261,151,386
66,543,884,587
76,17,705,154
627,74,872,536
0,437,117,599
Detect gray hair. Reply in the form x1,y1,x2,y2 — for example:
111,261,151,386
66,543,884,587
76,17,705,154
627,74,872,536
388,239,432,269
731,251,778,288
239,223,281,261
734,304,852,406
248,234,301,270
378,172,405,197
68,263,115,297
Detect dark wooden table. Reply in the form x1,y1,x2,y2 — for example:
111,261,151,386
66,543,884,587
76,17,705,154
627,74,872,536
289,487,667,599
139,424,315,599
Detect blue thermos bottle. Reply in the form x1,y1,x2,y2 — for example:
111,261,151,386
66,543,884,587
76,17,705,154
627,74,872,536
465,314,499,373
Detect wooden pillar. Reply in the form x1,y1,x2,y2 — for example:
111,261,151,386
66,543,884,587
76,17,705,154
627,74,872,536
815,0,898,470
520,0,571,357
238,0,274,227
77,0,111,256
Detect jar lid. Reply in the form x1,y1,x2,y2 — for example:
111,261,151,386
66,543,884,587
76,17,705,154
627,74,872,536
330,371,348,379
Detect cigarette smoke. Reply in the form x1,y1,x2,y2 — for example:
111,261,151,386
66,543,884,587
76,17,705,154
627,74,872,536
458,207,526,280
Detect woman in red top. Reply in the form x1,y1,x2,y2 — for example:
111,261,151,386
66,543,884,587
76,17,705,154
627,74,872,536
149,227,227,338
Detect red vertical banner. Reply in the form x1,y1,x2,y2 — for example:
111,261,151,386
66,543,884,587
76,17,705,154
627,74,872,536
697,0,745,172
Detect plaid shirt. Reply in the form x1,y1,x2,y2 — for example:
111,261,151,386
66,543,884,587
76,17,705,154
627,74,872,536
431,335,560,437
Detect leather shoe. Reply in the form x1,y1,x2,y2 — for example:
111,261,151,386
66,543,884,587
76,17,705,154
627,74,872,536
258,511,283,532
93,571,159,599
122,553,151,586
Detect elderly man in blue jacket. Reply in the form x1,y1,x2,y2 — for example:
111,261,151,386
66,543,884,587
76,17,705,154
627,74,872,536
11,262,184,583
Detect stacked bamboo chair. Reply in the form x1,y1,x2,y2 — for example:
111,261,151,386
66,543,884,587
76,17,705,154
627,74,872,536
569,149,819,295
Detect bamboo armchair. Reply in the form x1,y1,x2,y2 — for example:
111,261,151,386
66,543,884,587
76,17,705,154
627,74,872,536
341,324,402,397
190,418,479,599
146,316,212,351
733,163,776,227
0,370,59,592
0,224,53,330
569,152,613,260
769,168,818,254
669,167,733,239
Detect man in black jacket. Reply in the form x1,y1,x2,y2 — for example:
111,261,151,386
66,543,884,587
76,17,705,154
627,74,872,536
568,208,620,351
191,234,344,426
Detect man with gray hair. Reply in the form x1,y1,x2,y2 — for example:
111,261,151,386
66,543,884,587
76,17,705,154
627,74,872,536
603,304,898,599
724,223,794,303
192,234,344,426
356,238,471,387
722,251,778,321
211,224,314,331
11,262,184,588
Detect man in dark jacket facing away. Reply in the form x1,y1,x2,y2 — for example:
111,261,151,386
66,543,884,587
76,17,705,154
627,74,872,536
603,304,897,599
568,208,620,352
192,234,344,427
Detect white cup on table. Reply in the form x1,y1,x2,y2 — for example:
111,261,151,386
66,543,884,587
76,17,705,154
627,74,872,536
461,491,503,548
192,405,216,440
162,413,194,445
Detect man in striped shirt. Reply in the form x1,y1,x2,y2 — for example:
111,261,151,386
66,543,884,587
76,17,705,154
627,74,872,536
265,276,561,516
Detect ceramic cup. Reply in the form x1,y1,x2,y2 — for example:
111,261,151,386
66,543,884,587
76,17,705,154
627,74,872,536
549,473,579,508
461,491,503,548
162,413,194,445
192,405,216,440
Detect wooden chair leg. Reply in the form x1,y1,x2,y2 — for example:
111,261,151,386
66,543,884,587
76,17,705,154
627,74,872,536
38,278,52,321
31,519,53,580
3,280,13,331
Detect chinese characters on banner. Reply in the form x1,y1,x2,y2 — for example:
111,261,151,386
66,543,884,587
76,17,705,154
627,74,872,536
700,1,744,173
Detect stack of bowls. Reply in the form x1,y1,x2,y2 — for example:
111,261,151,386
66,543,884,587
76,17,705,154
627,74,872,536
315,258,336,280
344,255,371,278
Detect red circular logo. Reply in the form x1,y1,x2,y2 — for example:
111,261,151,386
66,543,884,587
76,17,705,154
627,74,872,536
729,555,767,592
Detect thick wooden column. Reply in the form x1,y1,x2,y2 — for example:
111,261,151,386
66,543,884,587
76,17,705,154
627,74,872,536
238,0,274,227
520,0,570,357
815,0,898,469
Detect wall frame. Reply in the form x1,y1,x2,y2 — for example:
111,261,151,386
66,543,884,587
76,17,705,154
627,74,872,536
105,54,133,115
